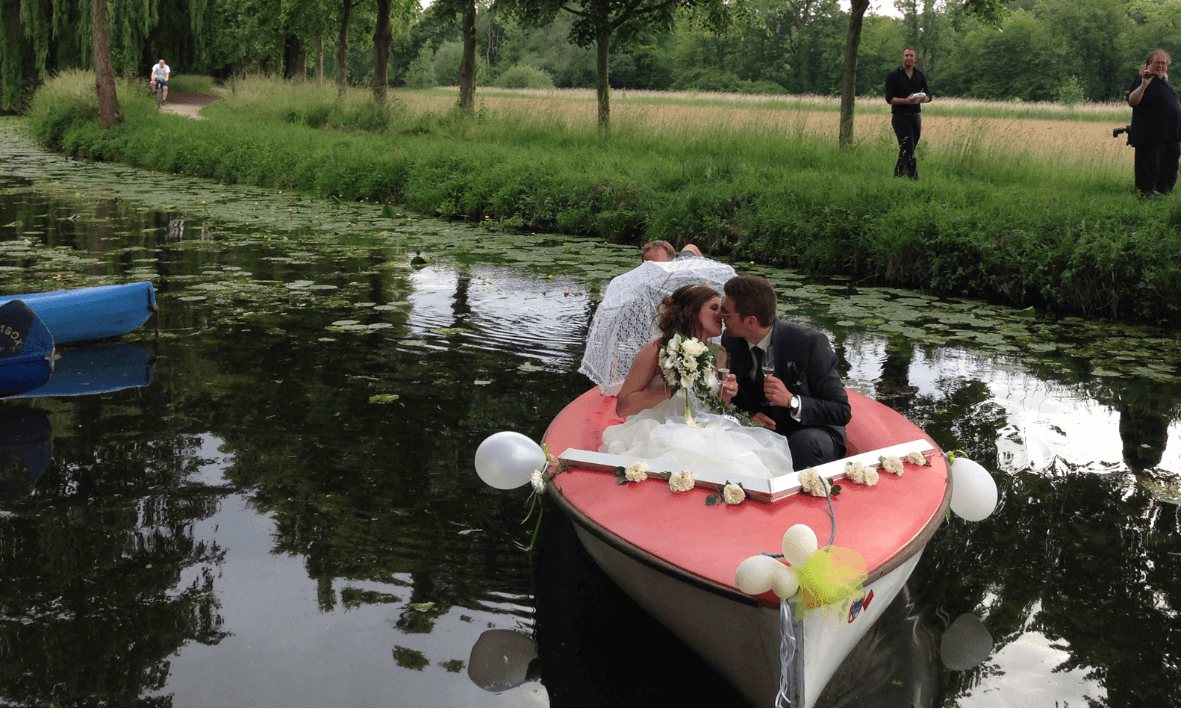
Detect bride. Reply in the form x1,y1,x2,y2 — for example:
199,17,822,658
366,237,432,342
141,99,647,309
602,285,794,478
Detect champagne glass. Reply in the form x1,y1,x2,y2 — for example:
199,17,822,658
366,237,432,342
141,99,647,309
715,350,730,383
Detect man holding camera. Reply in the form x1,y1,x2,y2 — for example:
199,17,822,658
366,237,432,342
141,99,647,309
1127,50,1181,196
885,47,932,180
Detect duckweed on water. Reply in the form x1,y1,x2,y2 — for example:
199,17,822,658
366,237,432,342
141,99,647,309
3,119,1181,384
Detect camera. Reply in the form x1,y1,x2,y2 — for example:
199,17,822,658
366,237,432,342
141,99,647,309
1113,125,1130,138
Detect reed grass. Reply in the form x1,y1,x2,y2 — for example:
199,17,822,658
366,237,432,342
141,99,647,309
24,71,1181,326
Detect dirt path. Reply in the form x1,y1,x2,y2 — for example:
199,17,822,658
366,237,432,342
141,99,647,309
159,91,220,119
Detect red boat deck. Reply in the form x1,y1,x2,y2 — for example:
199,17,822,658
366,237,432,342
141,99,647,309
544,388,950,608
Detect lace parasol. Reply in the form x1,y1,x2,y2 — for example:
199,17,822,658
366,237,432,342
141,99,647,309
579,257,738,395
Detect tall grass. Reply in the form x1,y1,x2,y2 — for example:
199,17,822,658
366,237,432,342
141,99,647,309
24,72,1181,325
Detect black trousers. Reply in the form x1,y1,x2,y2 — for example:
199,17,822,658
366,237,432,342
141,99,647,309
787,427,846,471
1134,141,1181,195
892,113,922,179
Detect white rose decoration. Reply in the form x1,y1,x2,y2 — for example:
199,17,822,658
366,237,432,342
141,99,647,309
907,451,928,466
880,455,904,475
530,470,546,495
669,470,695,493
723,483,746,505
844,460,879,485
682,339,708,357
624,461,649,482
799,468,829,496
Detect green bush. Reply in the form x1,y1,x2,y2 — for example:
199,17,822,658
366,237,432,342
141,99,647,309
433,41,481,87
404,44,437,89
493,65,555,90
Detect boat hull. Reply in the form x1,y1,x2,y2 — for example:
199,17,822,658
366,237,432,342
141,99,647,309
5,342,155,399
570,518,921,707
0,282,156,345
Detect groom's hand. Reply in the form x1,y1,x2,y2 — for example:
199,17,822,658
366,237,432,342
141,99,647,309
763,375,793,408
752,412,776,430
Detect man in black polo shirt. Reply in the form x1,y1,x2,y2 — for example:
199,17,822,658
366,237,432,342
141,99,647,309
884,47,932,180
1126,49,1181,196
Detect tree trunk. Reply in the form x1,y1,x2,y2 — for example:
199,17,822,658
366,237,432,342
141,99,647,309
92,0,120,128
838,0,870,151
458,2,477,115
285,34,307,78
373,0,392,103
596,28,610,134
316,35,324,81
337,0,353,98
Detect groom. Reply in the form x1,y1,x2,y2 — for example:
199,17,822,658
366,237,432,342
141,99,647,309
720,276,851,469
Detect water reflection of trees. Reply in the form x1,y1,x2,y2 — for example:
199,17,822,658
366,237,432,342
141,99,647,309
187,261,575,637
893,374,1180,706
0,412,228,705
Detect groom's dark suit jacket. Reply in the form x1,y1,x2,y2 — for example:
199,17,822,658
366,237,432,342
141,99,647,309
722,319,851,450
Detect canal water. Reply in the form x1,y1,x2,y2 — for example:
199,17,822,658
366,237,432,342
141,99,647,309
1,120,1178,707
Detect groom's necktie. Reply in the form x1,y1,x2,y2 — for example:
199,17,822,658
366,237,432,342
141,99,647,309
751,346,765,384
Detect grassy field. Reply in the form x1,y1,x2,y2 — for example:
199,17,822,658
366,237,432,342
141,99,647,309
22,71,1181,326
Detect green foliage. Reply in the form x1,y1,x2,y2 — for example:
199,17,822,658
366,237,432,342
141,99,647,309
404,42,437,89
492,64,555,89
1054,75,1087,106
25,72,1181,326
433,41,476,86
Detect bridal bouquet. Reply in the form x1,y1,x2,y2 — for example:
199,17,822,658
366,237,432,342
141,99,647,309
659,333,718,425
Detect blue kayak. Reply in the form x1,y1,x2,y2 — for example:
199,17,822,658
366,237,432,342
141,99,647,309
0,299,55,397
0,282,157,345
5,342,155,399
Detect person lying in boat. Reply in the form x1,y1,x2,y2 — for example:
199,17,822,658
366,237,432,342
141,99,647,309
720,275,851,469
640,240,703,262
602,284,795,479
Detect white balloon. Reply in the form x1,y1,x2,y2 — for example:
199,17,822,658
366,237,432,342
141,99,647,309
950,457,999,522
474,432,547,490
771,566,800,599
735,555,780,595
940,613,993,671
781,524,818,567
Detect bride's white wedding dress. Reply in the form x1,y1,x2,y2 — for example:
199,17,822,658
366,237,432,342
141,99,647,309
601,385,794,479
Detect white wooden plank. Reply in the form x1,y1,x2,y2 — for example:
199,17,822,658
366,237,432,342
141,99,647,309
557,438,936,501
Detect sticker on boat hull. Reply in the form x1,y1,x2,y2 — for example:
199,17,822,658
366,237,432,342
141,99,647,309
848,590,874,623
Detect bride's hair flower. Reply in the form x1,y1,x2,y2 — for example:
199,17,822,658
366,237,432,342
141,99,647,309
669,470,695,493
723,482,746,505
799,468,830,496
906,451,929,466
845,461,879,486
880,455,904,476
530,470,546,495
624,461,649,482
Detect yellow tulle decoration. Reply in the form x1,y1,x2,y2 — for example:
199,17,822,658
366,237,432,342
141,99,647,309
791,546,868,617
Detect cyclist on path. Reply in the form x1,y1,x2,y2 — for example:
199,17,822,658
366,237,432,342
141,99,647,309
150,59,171,103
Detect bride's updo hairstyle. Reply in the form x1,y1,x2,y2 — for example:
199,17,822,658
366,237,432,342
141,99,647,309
657,284,718,344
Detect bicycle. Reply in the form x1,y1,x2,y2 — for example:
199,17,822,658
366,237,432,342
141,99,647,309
152,81,163,110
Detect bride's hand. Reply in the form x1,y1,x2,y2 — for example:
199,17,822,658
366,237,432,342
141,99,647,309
720,373,738,403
